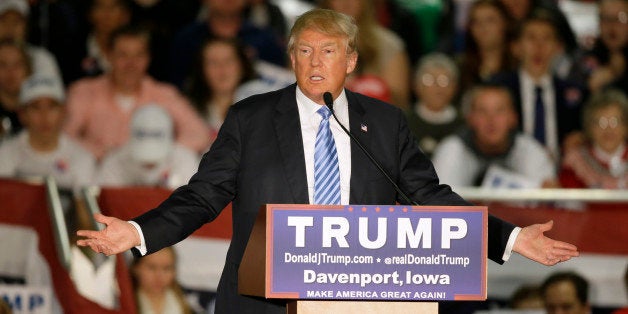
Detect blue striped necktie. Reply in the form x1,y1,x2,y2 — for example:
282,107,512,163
314,106,341,205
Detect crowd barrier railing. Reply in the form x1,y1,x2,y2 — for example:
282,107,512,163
456,187,628,308
0,178,137,314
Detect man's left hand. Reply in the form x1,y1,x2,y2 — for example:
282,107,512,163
513,220,579,266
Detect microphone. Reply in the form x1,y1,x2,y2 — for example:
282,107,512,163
323,92,334,113
322,92,418,206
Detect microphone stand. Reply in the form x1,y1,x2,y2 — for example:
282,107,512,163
323,92,418,206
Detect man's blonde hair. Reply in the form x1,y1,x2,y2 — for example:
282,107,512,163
287,9,358,55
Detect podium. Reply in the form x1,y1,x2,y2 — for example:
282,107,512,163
238,204,488,313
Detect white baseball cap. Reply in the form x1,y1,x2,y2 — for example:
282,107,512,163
19,74,65,105
0,0,29,16
129,105,174,163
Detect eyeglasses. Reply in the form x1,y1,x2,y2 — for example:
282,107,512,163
594,116,623,129
599,11,628,24
421,73,451,88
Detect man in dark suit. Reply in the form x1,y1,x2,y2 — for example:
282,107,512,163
490,9,587,160
78,9,579,314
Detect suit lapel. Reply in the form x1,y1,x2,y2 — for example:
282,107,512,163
273,85,309,203
346,91,370,204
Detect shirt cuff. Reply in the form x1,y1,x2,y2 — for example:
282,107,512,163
502,226,521,262
128,221,147,256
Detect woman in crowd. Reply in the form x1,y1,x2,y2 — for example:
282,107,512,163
185,37,257,144
560,89,628,188
457,0,516,92
131,246,192,314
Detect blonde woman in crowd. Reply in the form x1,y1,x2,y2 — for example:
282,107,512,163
131,246,192,314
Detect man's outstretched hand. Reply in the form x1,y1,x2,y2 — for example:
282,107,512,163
76,213,141,256
513,220,579,265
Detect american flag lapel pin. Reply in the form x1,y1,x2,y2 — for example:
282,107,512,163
360,123,368,133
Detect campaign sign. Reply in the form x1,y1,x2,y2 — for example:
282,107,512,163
266,205,487,301
0,285,52,314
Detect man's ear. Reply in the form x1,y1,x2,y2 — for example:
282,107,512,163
346,52,358,75
289,51,296,71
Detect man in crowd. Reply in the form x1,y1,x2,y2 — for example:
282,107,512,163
541,271,591,314
491,9,587,161
0,74,95,191
433,84,557,189
64,25,209,160
96,104,199,189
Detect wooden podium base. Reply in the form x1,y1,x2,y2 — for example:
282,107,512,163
286,300,438,314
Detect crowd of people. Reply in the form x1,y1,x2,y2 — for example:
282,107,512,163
508,267,628,314
0,0,626,313
1,0,626,193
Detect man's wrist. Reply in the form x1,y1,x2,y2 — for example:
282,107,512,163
127,221,147,255
502,226,522,262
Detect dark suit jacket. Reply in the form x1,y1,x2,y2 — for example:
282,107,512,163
490,71,586,146
134,84,516,313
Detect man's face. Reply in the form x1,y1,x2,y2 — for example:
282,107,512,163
0,46,29,95
467,89,517,148
599,0,628,52
544,281,590,314
109,35,150,89
20,98,65,140
290,29,357,105
517,21,562,78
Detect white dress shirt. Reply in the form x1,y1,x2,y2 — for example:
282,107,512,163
520,70,559,160
295,87,351,205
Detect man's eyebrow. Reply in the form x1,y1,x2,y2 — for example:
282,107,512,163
296,41,339,47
